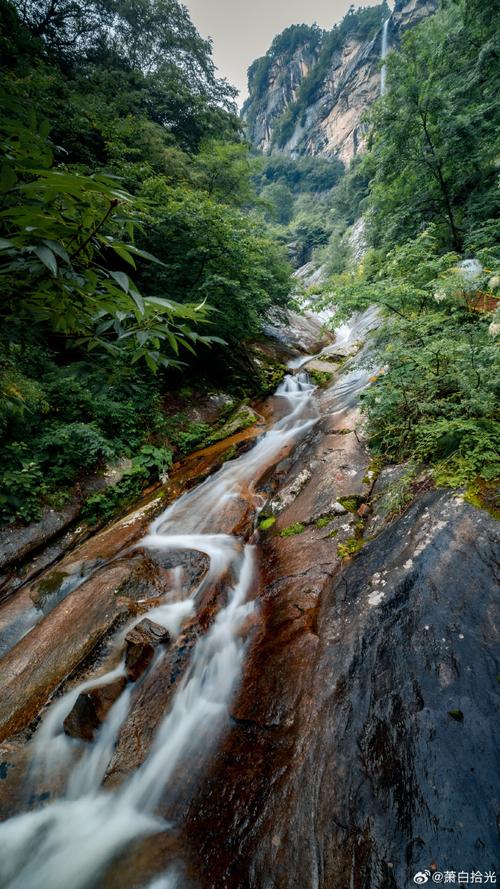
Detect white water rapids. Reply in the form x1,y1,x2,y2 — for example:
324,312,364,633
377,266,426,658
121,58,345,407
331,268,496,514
0,310,378,889
0,373,318,889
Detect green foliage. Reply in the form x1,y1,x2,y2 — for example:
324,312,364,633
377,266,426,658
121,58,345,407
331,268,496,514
133,444,173,479
0,0,295,525
253,154,344,194
0,92,214,371
320,232,500,487
366,2,500,252
250,154,344,268
193,140,254,207
81,442,173,525
160,413,211,455
245,24,323,111
137,179,291,344
309,369,333,388
81,466,147,526
0,460,46,524
0,338,169,523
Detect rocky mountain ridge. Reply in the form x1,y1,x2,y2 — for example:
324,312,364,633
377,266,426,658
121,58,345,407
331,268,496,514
243,0,437,165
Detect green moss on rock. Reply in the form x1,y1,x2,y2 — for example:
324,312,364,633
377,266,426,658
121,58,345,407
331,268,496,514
309,369,333,388
315,514,335,529
337,537,365,559
221,444,237,463
259,515,277,531
338,495,365,513
280,522,306,538
32,570,69,605
205,405,259,445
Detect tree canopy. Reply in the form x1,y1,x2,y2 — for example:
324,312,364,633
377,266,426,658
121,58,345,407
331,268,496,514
0,0,294,524
314,0,500,490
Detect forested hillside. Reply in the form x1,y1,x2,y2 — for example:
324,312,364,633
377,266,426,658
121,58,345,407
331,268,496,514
1,0,498,525
310,0,500,498
0,0,295,525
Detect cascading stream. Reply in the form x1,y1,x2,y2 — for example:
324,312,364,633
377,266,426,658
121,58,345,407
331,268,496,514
0,371,319,889
0,310,378,889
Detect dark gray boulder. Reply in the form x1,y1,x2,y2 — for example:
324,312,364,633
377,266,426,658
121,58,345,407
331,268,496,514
187,490,500,889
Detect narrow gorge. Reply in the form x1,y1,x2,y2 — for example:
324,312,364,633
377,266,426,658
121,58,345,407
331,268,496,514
0,0,498,887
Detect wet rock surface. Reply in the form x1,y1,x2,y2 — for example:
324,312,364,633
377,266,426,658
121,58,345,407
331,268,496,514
186,490,499,888
263,309,333,355
124,618,171,681
63,676,127,741
0,561,135,740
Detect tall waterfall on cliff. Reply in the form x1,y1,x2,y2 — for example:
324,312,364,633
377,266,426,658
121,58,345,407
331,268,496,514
380,18,390,96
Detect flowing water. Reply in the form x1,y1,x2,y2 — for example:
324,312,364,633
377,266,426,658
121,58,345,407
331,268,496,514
380,17,390,96
0,311,378,889
0,372,319,889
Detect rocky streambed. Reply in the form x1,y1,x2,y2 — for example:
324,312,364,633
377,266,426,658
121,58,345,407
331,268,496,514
0,310,498,889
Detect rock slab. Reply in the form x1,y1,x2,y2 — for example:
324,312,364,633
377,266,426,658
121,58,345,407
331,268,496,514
186,491,500,889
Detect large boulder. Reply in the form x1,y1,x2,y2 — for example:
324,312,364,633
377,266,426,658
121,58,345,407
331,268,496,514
263,309,333,355
185,490,500,889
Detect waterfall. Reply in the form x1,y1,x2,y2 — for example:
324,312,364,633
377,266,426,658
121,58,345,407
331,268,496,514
380,17,390,96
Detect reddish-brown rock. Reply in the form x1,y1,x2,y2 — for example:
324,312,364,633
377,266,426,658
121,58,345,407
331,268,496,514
0,562,133,741
124,618,171,681
63,676,127,741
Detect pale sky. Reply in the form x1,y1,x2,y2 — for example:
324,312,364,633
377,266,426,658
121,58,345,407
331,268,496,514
184,0,387,104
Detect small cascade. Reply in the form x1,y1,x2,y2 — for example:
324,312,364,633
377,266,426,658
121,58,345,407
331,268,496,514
0,370,319,889
0,313,380,889
380,17,390,96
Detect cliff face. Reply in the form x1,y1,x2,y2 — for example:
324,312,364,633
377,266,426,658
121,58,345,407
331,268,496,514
243,0,437,165
245,41,320,154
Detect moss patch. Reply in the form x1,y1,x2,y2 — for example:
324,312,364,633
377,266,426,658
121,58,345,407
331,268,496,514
309,369,333,389
32,570,69,605
221,444,237,463
448,709,464,723
363,456,385,485
315,514,335,529
205,405,258,445
464,481,500,520
259,515,277,531
338,495,365,513
337,537,365,559
280,522,306,538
